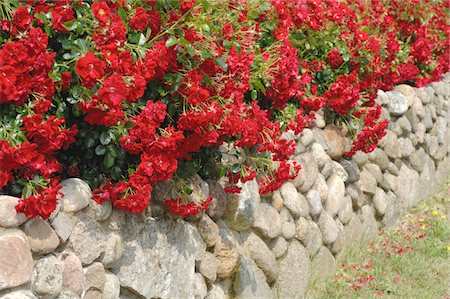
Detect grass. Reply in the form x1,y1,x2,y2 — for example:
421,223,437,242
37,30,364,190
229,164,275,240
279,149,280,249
307,178,450,299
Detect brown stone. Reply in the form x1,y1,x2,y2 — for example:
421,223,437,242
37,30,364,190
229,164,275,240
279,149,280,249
0,229,34,291
323,125,346,160
22,218,60,254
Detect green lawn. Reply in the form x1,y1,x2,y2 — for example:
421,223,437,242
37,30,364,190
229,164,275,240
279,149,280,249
308,179,450,299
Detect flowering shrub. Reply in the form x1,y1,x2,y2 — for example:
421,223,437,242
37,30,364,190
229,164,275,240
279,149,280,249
0,0,448,218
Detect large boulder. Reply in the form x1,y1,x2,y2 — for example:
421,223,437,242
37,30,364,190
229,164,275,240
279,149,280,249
224,180,260,231
233,255,272,299
111,218,205,299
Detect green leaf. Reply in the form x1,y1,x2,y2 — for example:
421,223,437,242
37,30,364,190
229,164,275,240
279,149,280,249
165,36,178,48
63,20,80,31
215,58,228,72
86,137,96,148
103,153,115,168
99,131,112,145
117,7,127,21
251,89,257,100
107,145,117,158
124,120,135,130
230,163,241,174
95,145,106,155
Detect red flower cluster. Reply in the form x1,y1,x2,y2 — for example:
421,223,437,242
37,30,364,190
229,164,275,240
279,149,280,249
164,196,213,217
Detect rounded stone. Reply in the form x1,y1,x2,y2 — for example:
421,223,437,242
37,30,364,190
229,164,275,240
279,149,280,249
325,175,345,216
279,183,309,219
318,211,338,245
253,202,282,239
291,152,319,192
60,178,92,213
373,188,388,215
0,196,28,228
268,236,288,259
59,251,84,296
31,254,62,297
214,227,239,279
280,208,296,240
323,125,346,160
305,189,322,217
0,230,34,291
197,214,220,248
22,218,60,255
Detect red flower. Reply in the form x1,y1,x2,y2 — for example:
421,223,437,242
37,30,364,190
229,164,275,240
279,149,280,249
327,47,344,69
98,74,128,107
51,5,75,32
164,196,212,217
130,8,149,31
92,1,110,26
12,6,32,32
75,52,106,87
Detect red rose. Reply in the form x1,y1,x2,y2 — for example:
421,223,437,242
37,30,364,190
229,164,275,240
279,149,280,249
51,5,75,32
130,8,149,31
92,2,110,26
75,52,106,87
327,48,343,69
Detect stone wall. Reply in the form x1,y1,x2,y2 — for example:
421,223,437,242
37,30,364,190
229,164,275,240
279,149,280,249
0,74,449,299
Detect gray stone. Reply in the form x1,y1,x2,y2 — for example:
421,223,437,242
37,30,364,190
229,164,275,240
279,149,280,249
368,148,390,170
395,164,420,209
279,182,309,218
359,170,377,195
291,152,319,192
322,160,348,182
387,162,400,175
312,174,328,203
50,212,74,242
224,179,259,231
214,226,239,279
97,232,123,268
197,252,219,283
233,255,272,299
373,188,388,215
398,116,412,134
268,236,288,259
323,125,346,160
299,128,314,147
318,211,338,245
60,178,92,213
418,154,436,200
389,120,402,136
22,218,60,255
197,214,219,247
310,143,331,168
240,231,278,283
400,138,415,157
294,217,310,245
346,184,366,209
280,208,296,240
338,196,353,225
387,90,409,116
31,254,62,297
0,290,37,299
382,130,403,159
416,123,426,143
325,175,345,216
394,84,415,106
206,181,227,221
102,273,120,299
425,135,440,159
311,246,336,280
112,218,205,299
253,202,282,239
409,148,426,172
431,80,450,96
435,116,448,144
305,189,322,217
0,196,28,228
382,173,398,193
382,191,401,228
352,151,368,167
205,285,226,299
0,230,33,291
84,262,105,296
363,163,383,185
194,273,207,299
304,221,322,257
359,205,378,237
275,240,310,299
340,159,360,183
271,190,283,212
332,214,364,255
84,201,112,222
59,251,84,296
423,106,433,131
69,213,108,265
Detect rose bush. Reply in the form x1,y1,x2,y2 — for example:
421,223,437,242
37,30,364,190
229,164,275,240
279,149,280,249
0,0,448,218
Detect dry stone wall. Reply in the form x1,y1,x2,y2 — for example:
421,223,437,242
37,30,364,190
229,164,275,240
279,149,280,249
0,74,449,299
